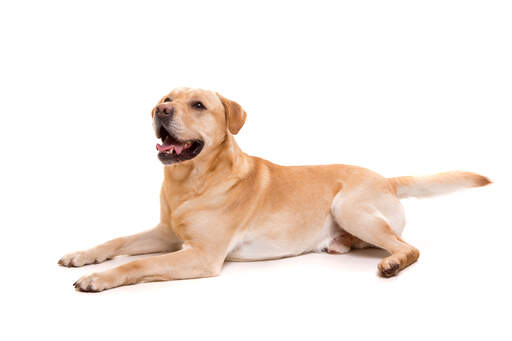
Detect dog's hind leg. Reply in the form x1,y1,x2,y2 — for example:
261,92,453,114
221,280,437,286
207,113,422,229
330,191,419,277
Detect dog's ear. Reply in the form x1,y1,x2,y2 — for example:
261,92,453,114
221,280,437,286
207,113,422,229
217,93,247,135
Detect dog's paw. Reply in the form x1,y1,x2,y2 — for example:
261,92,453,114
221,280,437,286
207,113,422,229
73,273,116,292
58,251,106,267
378,258,401,278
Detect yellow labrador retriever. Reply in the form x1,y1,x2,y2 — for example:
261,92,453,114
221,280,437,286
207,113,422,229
59,87,491,292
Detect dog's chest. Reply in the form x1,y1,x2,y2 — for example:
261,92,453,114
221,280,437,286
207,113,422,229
166,190,238,241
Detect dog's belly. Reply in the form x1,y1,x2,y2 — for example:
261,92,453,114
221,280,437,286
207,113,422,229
226,214,339,261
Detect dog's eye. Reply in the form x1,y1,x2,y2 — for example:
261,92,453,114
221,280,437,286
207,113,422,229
163,97,172,103
192,101,206,110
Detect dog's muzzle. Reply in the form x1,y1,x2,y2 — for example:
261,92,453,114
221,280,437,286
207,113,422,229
153,103,204,165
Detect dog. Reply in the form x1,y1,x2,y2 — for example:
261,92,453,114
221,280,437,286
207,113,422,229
59,87,491,292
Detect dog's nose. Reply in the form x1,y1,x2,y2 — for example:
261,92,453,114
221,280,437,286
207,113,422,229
154,103,174,119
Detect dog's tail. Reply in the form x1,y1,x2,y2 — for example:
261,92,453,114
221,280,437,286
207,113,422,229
388,171,491,199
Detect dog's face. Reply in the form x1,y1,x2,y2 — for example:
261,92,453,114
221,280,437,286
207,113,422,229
152,88,246,165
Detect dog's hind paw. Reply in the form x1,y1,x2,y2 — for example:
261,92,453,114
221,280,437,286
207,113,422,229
378,259,401,277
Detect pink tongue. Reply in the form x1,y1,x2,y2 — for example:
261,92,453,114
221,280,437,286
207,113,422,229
156,143,172,152
174,145,184,154
155,143,185,155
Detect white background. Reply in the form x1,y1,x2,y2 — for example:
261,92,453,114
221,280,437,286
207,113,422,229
1,0,511,340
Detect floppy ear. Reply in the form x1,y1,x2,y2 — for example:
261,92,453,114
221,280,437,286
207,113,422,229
217,93,247,135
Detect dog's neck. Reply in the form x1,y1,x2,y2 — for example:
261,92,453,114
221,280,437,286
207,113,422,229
163,132,250,191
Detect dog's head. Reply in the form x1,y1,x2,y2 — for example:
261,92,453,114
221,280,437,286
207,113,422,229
152,88,246,165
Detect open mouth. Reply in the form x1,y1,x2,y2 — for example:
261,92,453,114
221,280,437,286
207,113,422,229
156,126,204,165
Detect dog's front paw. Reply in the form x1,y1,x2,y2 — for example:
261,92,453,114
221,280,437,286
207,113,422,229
73,272,117,292
58,251,106,267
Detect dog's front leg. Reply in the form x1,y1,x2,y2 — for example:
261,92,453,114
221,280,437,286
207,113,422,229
73,246,223,292
58,223,181,267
